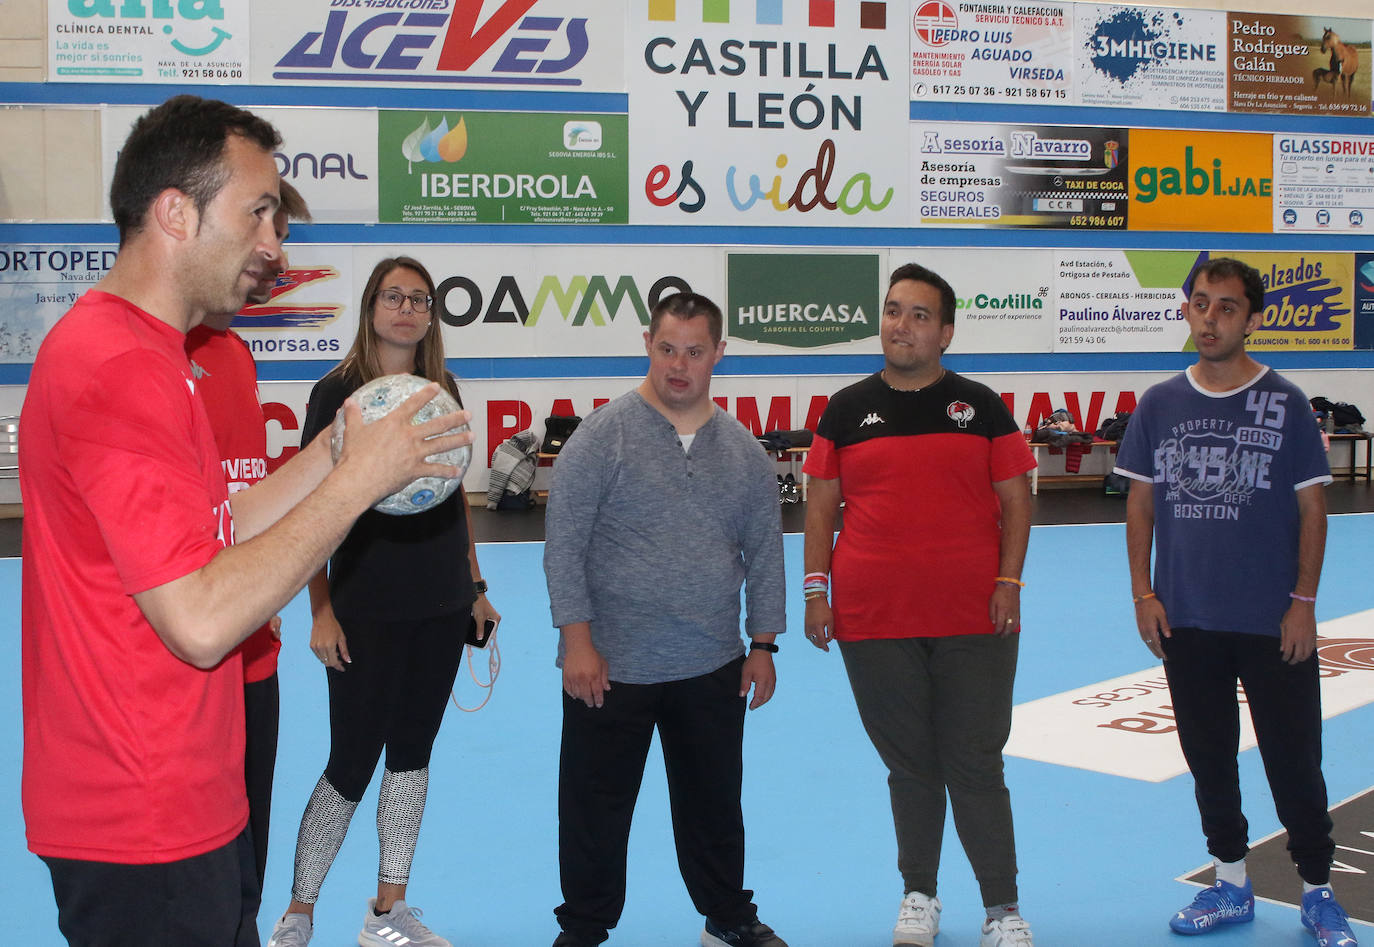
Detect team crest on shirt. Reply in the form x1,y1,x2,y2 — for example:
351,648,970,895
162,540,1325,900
947,401,974,428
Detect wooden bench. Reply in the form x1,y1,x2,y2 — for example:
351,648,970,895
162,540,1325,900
1329,432,1373,481
1027,438,1119,496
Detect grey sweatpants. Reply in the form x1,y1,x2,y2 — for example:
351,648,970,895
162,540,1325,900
839,633,1020,906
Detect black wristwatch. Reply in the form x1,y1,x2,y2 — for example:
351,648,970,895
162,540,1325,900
749,640,779,654
473,579,488,594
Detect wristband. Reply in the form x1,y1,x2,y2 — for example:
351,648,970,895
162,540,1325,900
1133,591,1156,604
803,572,829,584
994,576,1025,588
1289,592,1316,604
749,641,779,653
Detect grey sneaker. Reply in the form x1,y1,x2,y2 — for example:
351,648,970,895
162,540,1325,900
267,913,313,947
894,891,940,946
360,899,452,947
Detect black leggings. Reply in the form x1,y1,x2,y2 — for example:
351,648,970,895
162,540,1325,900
324,613,466,801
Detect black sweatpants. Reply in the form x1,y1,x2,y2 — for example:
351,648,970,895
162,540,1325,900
43,829,258,947
555,656,756,944
243,672,280,896
1162,626,1335,883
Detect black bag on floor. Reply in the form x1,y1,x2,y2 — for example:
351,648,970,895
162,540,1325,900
541,415,581,454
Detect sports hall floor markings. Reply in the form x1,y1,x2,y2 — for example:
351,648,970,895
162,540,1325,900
2,518,1370,945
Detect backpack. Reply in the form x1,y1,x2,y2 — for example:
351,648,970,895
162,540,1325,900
1096,411,1132,442
1309,397,1365,432
541,414,582,454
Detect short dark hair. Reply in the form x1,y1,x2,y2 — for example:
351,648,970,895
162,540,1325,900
110,95,281,244
1186,257,1265,317
277,178,312,222
887,263,956,326
649,292,723,346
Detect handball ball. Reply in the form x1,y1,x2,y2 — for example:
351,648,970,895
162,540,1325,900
330,373,472,515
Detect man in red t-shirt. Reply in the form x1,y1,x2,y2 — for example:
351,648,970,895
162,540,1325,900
802,263,1036,947
20,97,471,946
186,179,312,915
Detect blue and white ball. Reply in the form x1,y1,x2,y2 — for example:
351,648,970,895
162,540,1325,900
330,373,471,515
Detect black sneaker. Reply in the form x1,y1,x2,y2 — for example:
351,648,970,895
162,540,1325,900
552,933,601,947
702,916,788,947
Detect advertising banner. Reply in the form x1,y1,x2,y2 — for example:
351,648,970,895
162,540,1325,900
913,248,1055,353
1356,252,1374,350
1230,251,1356,351
1228,14,1372,116
910,0,1071,106
1127,128,1272,233
0,245,117,364
724,253,881,352
232,245,355,362
249,0,624,93
1273,134,1374,234
1073,5,1226,112
49,0,249,83
377,110,627,225
102,106,379,224
628,1,909,226
1053,250,1190,352
357,244,721,360
912,122,1129,228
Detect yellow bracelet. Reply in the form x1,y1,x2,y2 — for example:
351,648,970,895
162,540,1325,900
994,576,1025,587
1133,591,1157,604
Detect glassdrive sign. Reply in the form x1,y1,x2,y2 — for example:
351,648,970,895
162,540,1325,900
726,253,880,348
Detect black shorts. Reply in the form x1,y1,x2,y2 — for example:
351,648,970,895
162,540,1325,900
42,829,259,946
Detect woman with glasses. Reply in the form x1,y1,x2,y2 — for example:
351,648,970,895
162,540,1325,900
268,257,499,947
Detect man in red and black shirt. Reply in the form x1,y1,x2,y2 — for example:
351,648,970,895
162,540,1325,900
802,263,1036,947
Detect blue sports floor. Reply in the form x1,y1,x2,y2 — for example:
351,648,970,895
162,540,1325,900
3,518,1372,946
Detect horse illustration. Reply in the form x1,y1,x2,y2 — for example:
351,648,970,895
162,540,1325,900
1314,27,1358,98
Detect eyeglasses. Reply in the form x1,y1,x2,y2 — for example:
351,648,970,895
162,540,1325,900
376,289,433,313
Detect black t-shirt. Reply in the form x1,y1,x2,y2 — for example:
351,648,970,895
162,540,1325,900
302,370,474,622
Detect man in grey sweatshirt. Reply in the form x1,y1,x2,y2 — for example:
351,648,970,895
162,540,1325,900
543,292,787,947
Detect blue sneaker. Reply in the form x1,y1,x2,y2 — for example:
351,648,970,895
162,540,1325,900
1301,887,1359,947
1169,879,1255,934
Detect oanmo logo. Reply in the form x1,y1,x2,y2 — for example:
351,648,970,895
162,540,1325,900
436,274,691,327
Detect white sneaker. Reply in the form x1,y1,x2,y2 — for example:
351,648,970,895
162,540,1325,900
360,898,453,947
267,913,313,947
980,914,1033,946
894,891,941,946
